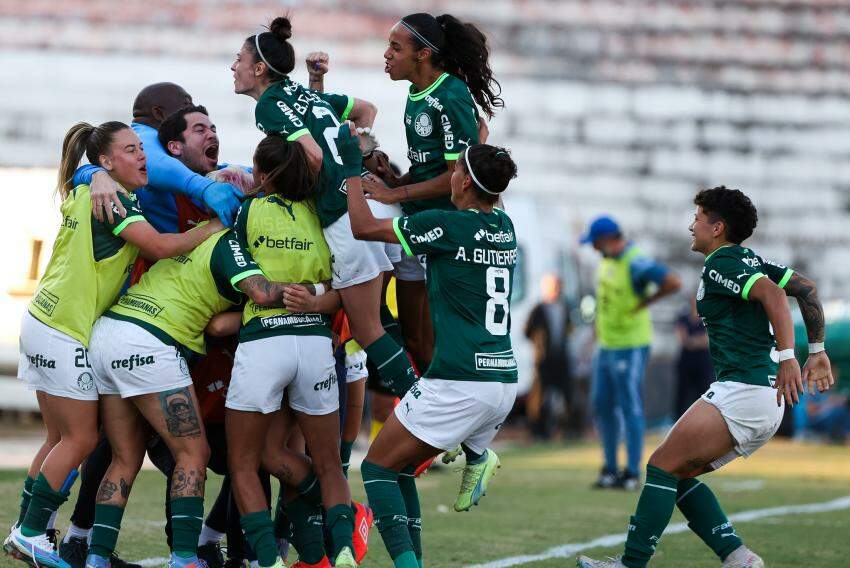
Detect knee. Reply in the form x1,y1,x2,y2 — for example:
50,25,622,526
175,440,210,471
66,429,100,459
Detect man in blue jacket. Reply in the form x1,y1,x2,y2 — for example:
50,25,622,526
72,82,243,230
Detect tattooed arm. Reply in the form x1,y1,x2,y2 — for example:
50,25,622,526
238,275,327,309
783,272,834,393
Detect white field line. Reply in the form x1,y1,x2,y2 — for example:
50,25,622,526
467,495,850,568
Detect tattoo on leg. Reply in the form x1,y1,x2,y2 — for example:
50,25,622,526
96,480,118,503
119,478,131,499
171,465,206,498
158,387,202,438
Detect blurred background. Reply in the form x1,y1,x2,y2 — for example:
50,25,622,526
2,0,850,457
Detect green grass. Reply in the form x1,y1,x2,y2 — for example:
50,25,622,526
1,439,849,567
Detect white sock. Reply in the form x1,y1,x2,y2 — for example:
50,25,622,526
47,510,58,530
198,524,225,545
63,523,92,543
250,561,260,568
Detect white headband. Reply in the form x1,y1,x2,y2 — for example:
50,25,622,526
399,20,441,53
255,33,286,76
464,150,498,195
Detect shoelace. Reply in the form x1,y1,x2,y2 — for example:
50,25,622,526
457,465,483,494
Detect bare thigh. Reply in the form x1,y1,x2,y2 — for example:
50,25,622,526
364,410,441,472
339,276,385,347
649,399,736,478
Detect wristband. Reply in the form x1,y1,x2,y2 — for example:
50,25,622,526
777,348,796,362
314,283,326,296
808,342,825,354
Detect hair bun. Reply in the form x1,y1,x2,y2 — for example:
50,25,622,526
269,16,292,41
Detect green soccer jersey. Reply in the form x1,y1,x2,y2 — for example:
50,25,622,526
29,186,145,346
234,195,333,342
696,244,795,387
255,78,354,228
106,228,263,355
403,73,480,214
393,207,518,383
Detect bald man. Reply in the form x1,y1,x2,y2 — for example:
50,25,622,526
71,82,243,230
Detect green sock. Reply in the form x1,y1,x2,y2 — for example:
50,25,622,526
273,492,291,541
622,465,679,568
398,466,422,564
364,333,417,397
380,305,404,344
16,476,35,527
362,460,414,562
676,478,742,560
286,494,325,563
89,504,125,558
240,510,278,567
340,440,354,478
21,473,68,536
392,551,421,568
296,473,323,507
326,503,355,558
171,496,204,558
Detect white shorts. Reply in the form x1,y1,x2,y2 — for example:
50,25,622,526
88,317,192,398
227,335,339,415
702,380,784,465
17,312,98,401
395,378,517,454
345,348,368,384
393,253,427,282
324,201,403,289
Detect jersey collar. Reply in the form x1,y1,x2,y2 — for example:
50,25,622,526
409,72,449,102
704,243,735,263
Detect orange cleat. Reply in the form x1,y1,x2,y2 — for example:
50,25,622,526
291,556,331,568
414,456,436,477
352,501,373,563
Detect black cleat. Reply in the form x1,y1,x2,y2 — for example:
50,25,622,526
59,536,88,568
110,551,142,568
592,468,622,489
198,542,225,568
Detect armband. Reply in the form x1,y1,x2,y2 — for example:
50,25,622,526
777,348,796,362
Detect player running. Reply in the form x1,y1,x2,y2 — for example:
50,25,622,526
340,126,519,568
363,11,502,376
225,134,358,568
231,17,418,406
578,186,833,568
5,121,223,568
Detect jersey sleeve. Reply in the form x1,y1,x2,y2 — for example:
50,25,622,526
233,198,254,251
105,193,147,236
315,91,354,121
440,94,480,161
255,95,310,141
392,210,457,256
210,230,265,294
760,257,795,289
706,253,765,301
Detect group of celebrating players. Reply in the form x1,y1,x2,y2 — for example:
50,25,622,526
2,8,839,568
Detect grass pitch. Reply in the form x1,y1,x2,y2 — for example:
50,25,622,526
1,438,848,567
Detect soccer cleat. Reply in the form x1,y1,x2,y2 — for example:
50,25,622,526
453,450,500,512
352,502,373,563
722,545,764,568
222,559,244,568
592,468,621,489
276,538,290,562
575,555,626,567
84,553,110,568
413,457,436,477
167,552,208,568
618,471,640,492
291,557,330,568
6,525,71,568
46,529,60,552
59,536,88,568
441,445,463,464
110,552,142,568
332,546,357,567
197,542,224,568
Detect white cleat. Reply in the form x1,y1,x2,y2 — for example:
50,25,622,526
722,545,764,568
576,555,627,567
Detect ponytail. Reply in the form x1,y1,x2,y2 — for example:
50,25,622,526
56,121,131,201
253,135,316,202
246,16,295,82
401,13,504,118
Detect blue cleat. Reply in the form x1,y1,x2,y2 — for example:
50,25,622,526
84,553,111,568
6,525,71,568
167,552,208,568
